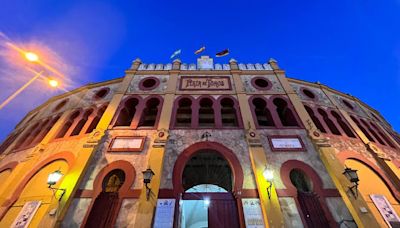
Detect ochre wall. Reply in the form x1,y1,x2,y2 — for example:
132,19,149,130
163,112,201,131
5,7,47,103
345,159,400,227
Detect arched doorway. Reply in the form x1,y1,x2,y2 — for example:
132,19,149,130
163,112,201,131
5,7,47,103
84,169,125,228
289,169,330,228
345,159,400,227
173,142,244,228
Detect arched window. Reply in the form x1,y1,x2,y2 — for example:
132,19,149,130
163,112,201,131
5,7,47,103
175,98,192,128
370,122,395,148
317,109,341,135
115,98,139,126
252,98,274,127
331,111,356,138
273,98,299,127
350,116,375,142
33,116,61,144
198,98,215,127
0,133,18,154
304,106,326,133
71,109,93,136
15,122,40,149
290,169,312,193
56,111,80,138
86,105,108,134
138,98,161,127
220,98,238,127
24,119,50,146
360,119,385,145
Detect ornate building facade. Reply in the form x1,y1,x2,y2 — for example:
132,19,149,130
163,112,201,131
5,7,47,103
0,56,399,228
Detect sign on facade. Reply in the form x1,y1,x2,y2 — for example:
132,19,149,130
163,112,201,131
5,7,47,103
153,199,176,228
109,136,145,152
268,136,305,151
11,201,41,228
370,194,400,228
180,76,231,90
242,199,265,228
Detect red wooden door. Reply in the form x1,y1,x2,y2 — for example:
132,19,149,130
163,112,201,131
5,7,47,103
297,191,330,228
84,192,120,228
208,198,240,228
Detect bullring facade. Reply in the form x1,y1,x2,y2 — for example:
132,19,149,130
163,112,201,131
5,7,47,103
0,56,399,228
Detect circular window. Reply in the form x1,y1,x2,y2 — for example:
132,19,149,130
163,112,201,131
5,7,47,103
54,99,68,111
251,77,272,90
342,99,354,110
302,89,316,99
93,88,109,100
139,77,159,90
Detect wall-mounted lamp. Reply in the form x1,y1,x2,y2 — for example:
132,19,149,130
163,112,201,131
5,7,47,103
142,168,155,200
47,170,66,202
263,166,274,199
342,167,359,199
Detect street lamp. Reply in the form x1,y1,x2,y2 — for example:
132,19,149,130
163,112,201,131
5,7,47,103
47,170,66,202
48,78,59,88
343,167,359,198
25,52,39,62
263,166,274,199
142,168,155,200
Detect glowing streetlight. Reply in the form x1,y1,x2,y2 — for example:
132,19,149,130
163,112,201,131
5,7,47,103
48,78,59,88
25,52,39,62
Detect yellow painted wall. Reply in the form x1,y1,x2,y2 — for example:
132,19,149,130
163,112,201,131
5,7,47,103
345,159,400,227
0,160,68,228
0,169,11,191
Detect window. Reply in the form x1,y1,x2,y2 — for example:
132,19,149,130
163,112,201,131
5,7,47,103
15,122,40,149
302,89,316,99
304,106,326,133
56,111,80,138
331,111,356,138
252,98,275,127
138,98,160,127
71,109,93,136
360,119,385,145
370,122,395,147
198,98,215,128
342,99,354,110
115,98,139,126
175,98,192,128
54,99,68,112
350,116,375,142
139,77,159,90
251,77,271,90
273,98,299,127
86,105,108,133
0,133,18,154
318,109,341,135
93,88,109,100
290,169,312,193
220,98,238,127
33,116,60,143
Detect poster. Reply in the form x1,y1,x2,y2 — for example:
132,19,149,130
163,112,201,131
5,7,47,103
153,199,175,228
11,201,41,228
242,198,265,228
370,194,400,228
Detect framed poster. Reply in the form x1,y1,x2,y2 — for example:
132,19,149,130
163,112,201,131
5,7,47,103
153,199,176,228
11,201,41,228
109,136,145,152
242,198,265,228
267,135,305,152
370,194,400,228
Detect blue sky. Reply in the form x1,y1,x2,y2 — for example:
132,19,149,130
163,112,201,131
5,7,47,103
0,0,399,141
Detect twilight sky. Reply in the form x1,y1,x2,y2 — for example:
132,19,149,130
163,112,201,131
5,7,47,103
0,0,399,141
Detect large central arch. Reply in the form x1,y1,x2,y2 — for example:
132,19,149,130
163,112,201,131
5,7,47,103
172,141,244,196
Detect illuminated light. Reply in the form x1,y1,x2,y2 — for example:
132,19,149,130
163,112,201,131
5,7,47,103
204,198,210,207
25,52,39,62
48,79,59,88
263,167,274,182
47,170,63,186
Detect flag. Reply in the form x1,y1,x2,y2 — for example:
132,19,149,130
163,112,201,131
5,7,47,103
216,49,229,57
194,46,206,55
170,49,181,59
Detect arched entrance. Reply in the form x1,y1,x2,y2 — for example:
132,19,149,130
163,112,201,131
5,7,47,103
84,169,125,228
173,142,244,228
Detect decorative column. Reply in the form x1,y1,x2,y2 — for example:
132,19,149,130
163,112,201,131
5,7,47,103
230,59,284,228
